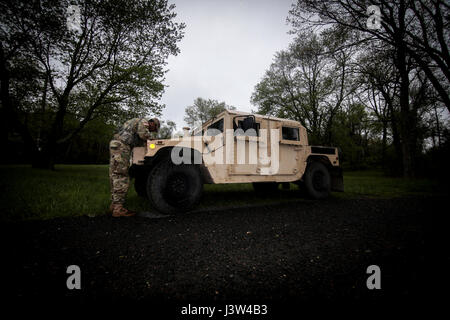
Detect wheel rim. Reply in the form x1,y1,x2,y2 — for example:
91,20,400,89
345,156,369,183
164,172,190,205
312,171,326,191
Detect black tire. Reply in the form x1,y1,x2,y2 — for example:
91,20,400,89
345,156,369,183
134,173,148,198
131,166,150,198
147,160,203,214
252,182,279,194
304,162,331,199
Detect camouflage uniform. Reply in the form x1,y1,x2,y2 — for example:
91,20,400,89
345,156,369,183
109,118,155,205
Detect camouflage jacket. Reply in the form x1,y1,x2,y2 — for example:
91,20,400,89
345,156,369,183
114,118,156,147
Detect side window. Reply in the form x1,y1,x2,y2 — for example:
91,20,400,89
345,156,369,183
236,120,260,136
206,118,224,136
282,127,300,141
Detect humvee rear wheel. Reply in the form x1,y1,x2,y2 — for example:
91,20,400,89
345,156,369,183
304,162,331,199
147,160,203,214
252,182,279,194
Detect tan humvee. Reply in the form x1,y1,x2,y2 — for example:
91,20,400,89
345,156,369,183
130,110,343,214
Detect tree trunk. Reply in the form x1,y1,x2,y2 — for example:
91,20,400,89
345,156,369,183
395,2,416,178
1,43,44,167
381,120,387,168
31,149,55,170
434,104,441,147
387,100,403,174
397,64,415,178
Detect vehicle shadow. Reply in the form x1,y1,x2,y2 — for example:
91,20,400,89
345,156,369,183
128,182,311,214
199,183,306,209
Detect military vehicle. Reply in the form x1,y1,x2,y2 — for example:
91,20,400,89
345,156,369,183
129,110,343,214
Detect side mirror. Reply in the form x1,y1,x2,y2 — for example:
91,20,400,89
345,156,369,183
242,116,255,131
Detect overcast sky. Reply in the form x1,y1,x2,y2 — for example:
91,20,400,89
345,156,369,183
160,0,295,130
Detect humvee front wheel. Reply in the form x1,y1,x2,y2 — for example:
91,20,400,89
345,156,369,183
304,162,331,199
129,165,149,198
147,160,203,214
134,172,148,198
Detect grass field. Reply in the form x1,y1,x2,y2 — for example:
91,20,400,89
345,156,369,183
0,164,444,221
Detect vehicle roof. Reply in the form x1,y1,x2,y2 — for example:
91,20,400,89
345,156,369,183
203,109,302,127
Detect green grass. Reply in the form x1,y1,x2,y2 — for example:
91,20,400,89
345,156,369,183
336,170,443,198
0,165,444,221
0,165,112,221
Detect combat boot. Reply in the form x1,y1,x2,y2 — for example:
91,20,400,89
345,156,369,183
111,204,136,217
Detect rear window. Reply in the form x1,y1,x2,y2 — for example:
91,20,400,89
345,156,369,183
282,127,300,141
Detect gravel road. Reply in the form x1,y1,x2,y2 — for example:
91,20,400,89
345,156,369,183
2,196,446,314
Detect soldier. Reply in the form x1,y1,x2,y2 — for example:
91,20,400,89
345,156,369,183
109,117,160,217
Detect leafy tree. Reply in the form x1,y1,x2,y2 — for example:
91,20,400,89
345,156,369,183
0,0,185,168
289,0,450,111
62,115,116,164
288,0,450,176
331,103,371,169
157,120,176,139
251,30,355,145
355,46,402,169
355,41,447,174
184,97,235,128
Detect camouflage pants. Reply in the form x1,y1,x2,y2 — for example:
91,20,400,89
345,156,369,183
109,139,131,205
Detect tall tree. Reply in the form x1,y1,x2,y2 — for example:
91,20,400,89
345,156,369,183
356,46,403,168
289,0,450,111
251,30,355,145
184,97,235,128
288,0,449,176
0,0,185,168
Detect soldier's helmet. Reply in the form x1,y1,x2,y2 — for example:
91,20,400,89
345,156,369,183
149,118,160,131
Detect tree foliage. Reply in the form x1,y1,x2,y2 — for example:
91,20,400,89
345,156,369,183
157,120,177,139
184,97,236,128
251,0,450,176
0,0,185,168
251,29,357,145
288,0,450,111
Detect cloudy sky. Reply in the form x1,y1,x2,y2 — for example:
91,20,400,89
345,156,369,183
160,0,295,129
